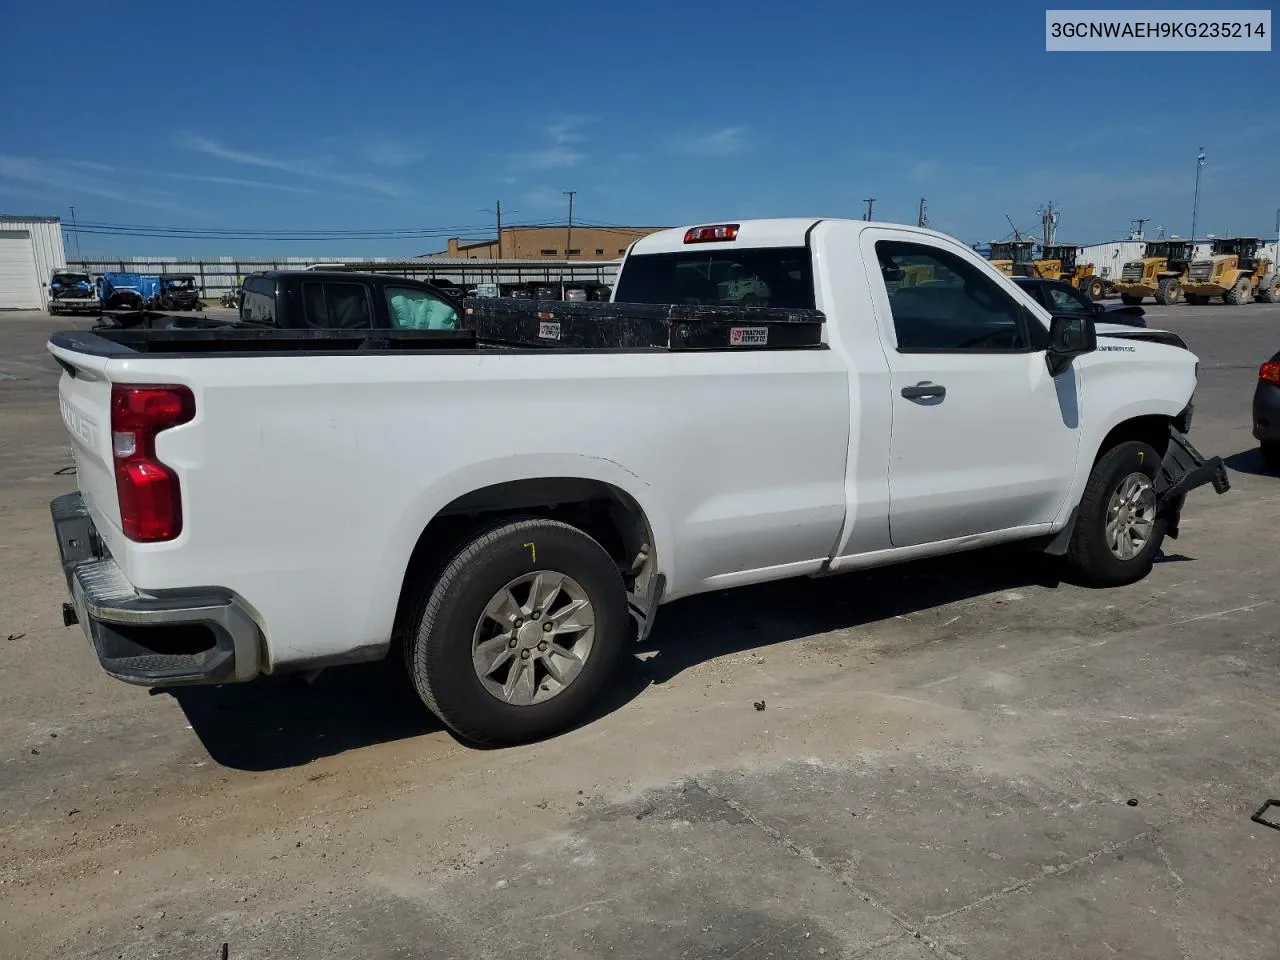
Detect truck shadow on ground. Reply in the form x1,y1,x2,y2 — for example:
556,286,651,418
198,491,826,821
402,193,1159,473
1224,447,1278,479
171,544,1084,771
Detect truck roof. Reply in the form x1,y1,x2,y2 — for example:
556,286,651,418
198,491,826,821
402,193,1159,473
631,218,967,255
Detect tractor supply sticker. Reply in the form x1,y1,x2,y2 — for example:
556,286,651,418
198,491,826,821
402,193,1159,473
537,321,561,341
1100,344,1137,352
729,326,769,346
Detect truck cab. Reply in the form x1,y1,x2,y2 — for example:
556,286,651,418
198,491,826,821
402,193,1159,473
238,270,462,329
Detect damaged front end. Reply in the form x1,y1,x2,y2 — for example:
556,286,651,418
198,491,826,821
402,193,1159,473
1154,426,1230,539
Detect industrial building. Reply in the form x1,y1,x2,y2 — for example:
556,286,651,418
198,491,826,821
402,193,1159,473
0,215,66,310
426,225,665,259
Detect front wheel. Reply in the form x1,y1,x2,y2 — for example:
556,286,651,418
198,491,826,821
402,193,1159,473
1065,441,1167,587
1154,277,1182,305
1223,277,1250,305
404,518,628,746
1086,277,1104,300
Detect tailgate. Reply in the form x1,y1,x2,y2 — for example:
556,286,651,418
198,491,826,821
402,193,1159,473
48,345,121,536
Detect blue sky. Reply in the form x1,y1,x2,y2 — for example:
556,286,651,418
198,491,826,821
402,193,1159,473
2,0,1276,257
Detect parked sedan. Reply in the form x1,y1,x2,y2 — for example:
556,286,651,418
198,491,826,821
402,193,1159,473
1253,352,1280,471
1012,277,1147,328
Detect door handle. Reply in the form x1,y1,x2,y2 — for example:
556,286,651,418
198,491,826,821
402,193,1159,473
901,382,946,400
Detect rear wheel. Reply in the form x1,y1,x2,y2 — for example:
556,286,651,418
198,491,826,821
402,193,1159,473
1258,277,1278,303
1154,277,1182,305
1120,293,1143,306
404,518,628,746
1065,441,1167,587
1223,276,1250,304
1086,277,1105,300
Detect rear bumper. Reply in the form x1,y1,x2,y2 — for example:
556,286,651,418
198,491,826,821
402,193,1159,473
1252,381,1280,443
51,492,262,686
51,300,100,313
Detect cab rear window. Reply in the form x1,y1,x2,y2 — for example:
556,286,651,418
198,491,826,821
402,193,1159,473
613,247,815,309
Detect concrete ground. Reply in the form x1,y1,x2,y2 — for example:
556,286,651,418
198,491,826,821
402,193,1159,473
2,303,1279,960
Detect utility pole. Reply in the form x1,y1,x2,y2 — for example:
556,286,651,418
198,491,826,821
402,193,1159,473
1130,217,1149,240
1006,214,1022,241
917,197,927,228
68,205,82,261
1038,202,1058,248
495,200,502,259
564,190,576,259
863,197,876,221
1190,147,1206,243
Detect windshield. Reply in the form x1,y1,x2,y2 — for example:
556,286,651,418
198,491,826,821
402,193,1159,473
614,247,815,308
52,273,90,285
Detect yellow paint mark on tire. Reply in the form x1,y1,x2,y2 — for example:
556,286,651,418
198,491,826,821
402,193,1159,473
523,542,537,563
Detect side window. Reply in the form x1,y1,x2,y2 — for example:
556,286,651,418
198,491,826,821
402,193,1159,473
876,241,1035,352
240,278,276,324
301,282,372,329
385,286,459,330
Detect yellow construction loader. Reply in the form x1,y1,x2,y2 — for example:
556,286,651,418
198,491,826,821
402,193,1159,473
988,240,1036,277
1031,244,1106,300
1183,237,1278,305
1115,239,1195,305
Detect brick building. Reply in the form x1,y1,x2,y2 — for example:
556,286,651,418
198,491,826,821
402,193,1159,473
426,225,665,260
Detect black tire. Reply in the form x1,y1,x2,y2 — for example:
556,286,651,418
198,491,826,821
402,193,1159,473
1223,277,1249,305
1120,293,1143,306
1258,279,1277,304
1086,277,1104,300
1261,442,1280,472
404,518,628,746
1154,277,1182,305
1065,441,1167,587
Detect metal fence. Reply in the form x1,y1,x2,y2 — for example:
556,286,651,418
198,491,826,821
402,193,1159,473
66,256,622,298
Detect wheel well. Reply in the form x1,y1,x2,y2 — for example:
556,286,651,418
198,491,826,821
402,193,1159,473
392,478,656,645
1094,415,1170,465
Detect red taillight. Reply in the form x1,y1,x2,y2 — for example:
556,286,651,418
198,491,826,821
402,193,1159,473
1260,361,1280,384
110,385,195,542
683,223,739,244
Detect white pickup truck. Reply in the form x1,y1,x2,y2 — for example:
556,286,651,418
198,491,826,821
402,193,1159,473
48,219,1229,745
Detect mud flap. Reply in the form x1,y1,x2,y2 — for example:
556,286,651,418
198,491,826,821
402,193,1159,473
1154,427,1230,539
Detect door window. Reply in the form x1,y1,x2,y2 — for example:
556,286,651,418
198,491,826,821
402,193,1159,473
301,282,372,329
240,277,276,324
876,241,1041,352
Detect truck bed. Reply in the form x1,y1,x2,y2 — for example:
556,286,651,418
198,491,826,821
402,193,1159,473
62,298,829,357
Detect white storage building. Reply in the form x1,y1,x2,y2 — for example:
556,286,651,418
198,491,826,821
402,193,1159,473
0,215,67,310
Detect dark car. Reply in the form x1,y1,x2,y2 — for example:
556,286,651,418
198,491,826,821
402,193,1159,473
1253,352,1280,471
1011,276,1146,328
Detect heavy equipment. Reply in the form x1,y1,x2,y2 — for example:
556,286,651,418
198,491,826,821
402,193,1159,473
987,240,1036,277
1115,239,1195,305
1183,237,1277,305
1030,244,1106,300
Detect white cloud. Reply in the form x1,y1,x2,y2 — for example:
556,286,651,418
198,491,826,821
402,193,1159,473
364,137,429,168
670,126,750,157
180,135,407,197
0,154,203,217
520,146,586,170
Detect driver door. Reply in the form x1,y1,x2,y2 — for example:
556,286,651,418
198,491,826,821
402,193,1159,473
862,231,1083,548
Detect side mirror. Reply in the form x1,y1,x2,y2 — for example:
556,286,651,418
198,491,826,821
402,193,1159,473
1046,313,1097,375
